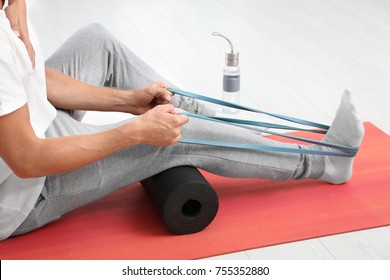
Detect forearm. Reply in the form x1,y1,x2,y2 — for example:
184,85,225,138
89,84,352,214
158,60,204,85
18,123,139,178
0,104,142,178
45,67,133,113
15,104,187,178
1,101,187,179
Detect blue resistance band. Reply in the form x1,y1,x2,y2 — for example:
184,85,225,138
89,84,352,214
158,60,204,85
169,88,330,130
168,88,358,157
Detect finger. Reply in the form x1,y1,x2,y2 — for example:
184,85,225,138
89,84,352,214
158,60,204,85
154,87,172,102
171,134,182,145
155,82,174,97
156,103,175,113
172,108,184,115
13,29,21,37
170,114,189,126
161,88,172,101
24,41,36,69
167,88,176,96
7,16,35,69
158,106,188,126
160,82,171,89
155,98,171,105
177,114,190,125
10,21,21,37
154,81,171,89
16,17,36,69
4,7,20,36
30,47,36,69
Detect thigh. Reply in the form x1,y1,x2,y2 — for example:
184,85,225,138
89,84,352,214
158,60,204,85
45,23,214,115
44,23,170,88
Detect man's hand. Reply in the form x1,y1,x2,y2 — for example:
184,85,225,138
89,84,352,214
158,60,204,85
127,82,173,115
5,0,35,69
130,104,189,146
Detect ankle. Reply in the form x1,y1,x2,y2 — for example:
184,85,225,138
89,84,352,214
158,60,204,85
292,146,326,180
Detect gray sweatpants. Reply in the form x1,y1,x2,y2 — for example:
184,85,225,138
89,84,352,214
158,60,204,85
12,24,324,236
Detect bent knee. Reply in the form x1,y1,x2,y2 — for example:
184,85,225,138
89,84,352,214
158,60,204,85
83,23,109,35
76,23,115,47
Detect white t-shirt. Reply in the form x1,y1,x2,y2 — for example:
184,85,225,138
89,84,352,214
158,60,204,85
0,10,56,240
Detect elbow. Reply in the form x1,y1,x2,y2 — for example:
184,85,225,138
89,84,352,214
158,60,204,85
7,143,46,179
14,170,39,179
14,170,31,179
12,161,43,179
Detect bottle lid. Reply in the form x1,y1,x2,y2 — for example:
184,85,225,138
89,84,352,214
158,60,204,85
225,51,239,66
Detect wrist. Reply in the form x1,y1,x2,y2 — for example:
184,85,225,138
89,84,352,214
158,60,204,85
116,120,143,146
112,89,133,113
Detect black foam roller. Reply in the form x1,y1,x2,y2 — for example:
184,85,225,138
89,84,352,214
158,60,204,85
141,166,219,235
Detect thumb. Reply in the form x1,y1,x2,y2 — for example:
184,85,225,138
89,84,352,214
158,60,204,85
23,39,36,70
10,18,36,69
11,21,21,37
154,87,172,102
157,103,175,113
4,6,20,37
6,13,21,37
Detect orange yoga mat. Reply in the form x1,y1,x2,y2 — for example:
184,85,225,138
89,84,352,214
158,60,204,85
1,122,389,259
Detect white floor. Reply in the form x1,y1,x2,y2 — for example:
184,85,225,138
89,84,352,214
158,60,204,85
26,0,390,259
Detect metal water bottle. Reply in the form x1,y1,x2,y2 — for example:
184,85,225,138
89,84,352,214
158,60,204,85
212,32,240,113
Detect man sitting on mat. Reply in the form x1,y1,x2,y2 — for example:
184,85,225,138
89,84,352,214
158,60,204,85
0,0,364,240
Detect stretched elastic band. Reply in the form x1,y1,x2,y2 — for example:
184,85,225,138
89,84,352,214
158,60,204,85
208,116,327,134
180,138,355,157
182,112,357,157
168,88,358,157
169,88,330,130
